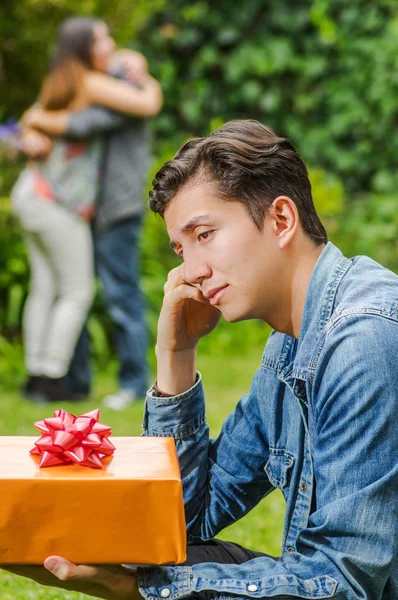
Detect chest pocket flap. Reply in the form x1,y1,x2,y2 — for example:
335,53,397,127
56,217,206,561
265,448,295,489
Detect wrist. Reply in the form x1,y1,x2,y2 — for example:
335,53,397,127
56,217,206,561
155,346,197,396
102,568,140,600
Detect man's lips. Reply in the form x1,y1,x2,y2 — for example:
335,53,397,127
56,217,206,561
204,285,229,305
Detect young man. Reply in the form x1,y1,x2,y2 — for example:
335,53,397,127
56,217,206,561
5,120,398,598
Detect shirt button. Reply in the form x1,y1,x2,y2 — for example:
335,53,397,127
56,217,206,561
301,483,307,492
161,589,171,598
247,584,258,592
287,546,295,552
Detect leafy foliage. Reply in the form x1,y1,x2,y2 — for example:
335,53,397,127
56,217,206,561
336,193,398,270
0,1,397,382
139,0,398,194
1,1,398,195
0,0,165,122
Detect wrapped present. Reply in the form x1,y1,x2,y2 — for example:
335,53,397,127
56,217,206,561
0,414,186,565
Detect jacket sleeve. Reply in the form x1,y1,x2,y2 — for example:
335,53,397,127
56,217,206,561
302,313,398,598
66,69,139,138
66,106,132,139
142,370,274,541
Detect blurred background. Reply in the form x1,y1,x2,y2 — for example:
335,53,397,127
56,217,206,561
0,2,397,597
1,0,397,386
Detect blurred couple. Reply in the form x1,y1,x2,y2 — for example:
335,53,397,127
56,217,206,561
12,17,163,408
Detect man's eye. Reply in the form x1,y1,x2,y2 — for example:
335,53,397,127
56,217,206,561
198,230,214,241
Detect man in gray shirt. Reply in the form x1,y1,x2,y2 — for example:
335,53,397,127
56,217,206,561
23,53,162,408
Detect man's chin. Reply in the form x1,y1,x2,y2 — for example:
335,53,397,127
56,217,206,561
219,307,247,324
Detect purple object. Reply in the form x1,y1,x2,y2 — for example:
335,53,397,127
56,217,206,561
0,117,20,140
0,117,22,152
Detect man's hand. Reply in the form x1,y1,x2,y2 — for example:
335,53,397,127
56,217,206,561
21,106,46,130
21,128,52,158
111,50,148,85
155,264,221,394
2,556,139,600
158,264,221,353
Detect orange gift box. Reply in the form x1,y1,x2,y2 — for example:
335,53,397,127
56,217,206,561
0,436,186,565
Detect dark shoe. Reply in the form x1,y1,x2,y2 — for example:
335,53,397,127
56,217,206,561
63,376,90,397
22,375,48,401
35,377,87,403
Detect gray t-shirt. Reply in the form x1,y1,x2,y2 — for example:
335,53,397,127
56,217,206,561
66,78,151,231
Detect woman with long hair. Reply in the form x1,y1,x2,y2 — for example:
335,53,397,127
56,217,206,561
12,17,162,402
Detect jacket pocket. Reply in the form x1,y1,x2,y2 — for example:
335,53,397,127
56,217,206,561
265,448,295,489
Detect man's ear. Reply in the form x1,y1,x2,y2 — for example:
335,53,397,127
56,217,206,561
268,196,299,248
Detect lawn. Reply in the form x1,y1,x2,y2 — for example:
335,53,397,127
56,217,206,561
0,348,285,599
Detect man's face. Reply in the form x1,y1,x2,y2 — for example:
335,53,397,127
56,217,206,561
165,181,283,323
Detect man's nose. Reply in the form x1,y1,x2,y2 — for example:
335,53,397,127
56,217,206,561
183,258,211,286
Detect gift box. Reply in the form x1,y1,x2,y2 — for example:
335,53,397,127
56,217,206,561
0,435,186,564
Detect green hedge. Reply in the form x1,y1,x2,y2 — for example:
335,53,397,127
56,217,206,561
1,1,398,196
1,1,397,383
140,0,398,194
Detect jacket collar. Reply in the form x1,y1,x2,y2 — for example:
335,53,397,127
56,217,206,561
278,242,352,386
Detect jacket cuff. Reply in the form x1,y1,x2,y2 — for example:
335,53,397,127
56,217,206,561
143,373,205,440
137,566,191,600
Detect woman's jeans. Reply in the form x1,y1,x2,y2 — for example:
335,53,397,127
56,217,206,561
68,216,148,397
12,170,94,378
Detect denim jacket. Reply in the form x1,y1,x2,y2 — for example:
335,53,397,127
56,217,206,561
138,242,398,600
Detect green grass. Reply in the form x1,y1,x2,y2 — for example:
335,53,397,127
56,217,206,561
0,348,284,599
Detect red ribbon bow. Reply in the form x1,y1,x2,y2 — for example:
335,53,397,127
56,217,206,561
30,409,115,468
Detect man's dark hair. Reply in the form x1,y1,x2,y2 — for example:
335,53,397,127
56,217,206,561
149,119,327,245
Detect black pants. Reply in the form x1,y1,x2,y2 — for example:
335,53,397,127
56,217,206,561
182,539,270,566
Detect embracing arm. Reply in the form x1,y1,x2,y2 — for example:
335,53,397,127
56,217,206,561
21,104,133,139
84,71,163,118
66,106,132,139
21,65,162,139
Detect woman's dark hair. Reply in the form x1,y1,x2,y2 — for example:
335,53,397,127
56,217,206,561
53,17,99,69
39,17,100,110
149,120,327,245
